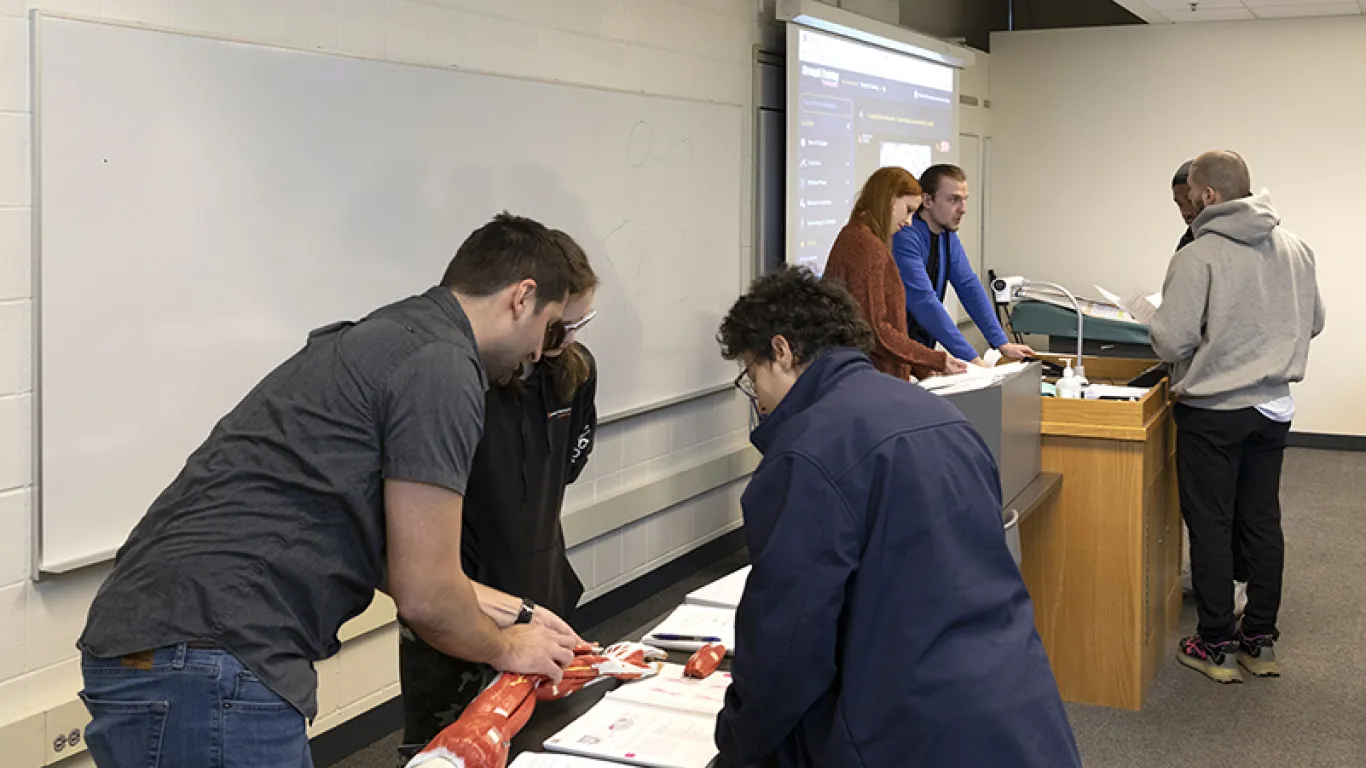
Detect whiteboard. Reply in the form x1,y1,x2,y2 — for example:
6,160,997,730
34,16,743,573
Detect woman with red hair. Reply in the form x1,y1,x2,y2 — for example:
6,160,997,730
823,166,966,379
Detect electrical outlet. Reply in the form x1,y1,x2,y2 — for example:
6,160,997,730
44,699,90,765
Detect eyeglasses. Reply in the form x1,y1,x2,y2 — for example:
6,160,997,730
544,310,597,351
734,363,757,401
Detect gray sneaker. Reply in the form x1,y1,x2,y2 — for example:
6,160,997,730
1177,635,1243,684
1238,632,1280,677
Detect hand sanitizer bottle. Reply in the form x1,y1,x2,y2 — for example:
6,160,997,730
1057,362,1083,400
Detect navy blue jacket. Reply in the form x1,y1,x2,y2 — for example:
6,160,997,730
893,215,1008,361
714,349,1079,768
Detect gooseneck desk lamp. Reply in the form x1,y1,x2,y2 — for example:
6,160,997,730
990,276,1089,385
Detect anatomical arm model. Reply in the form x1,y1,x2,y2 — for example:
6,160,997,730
405,642,668,768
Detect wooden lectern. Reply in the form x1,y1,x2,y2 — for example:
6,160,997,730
1018,355,1183,711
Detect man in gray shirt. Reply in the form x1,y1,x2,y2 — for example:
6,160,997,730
78,213,586,767
1151,151,1324,686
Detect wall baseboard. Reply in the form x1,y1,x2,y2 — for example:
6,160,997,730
1288,432,1366,452
308,527,748,767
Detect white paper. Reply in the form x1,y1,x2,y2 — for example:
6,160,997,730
921,376,996,396
919,361,1031,396
642,604,735,654
1126,292,1162,325
1022,286,1138,323
510,754,627,768
543,698,718,768
1094,285,1162,325
608,663,732,717
1083,384,1150,401
684,566,750,610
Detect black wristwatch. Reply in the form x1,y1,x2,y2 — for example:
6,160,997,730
515,597,536,625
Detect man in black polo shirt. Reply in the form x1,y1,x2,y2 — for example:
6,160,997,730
77,213,584,767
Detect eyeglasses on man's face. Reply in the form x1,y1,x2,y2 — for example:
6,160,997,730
544,310,598,351
734,362,758,400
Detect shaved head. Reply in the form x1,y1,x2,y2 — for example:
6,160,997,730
1189,151,1252,202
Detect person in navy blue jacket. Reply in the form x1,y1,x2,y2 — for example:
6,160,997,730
712,267,1079,768
892,164,1034,366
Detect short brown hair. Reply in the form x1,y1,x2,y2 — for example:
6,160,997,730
441,212,573,310
851,167,922,246
1189,151,1252,201
919,164,967,197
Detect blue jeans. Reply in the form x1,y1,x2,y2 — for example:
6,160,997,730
80,643,313,768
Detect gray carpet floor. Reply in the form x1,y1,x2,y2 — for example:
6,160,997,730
334,448,1366,767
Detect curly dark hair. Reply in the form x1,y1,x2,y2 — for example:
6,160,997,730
718,266,874,364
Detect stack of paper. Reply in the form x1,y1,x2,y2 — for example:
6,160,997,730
684,566,750,610
642,604,736,655
919,361,1031,397
543,664,731,768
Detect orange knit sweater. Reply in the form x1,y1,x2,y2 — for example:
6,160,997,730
823,220,949,380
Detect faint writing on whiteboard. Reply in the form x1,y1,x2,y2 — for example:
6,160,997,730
626,120,694,175
602,218,687,308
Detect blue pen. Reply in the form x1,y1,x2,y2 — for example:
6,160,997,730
651,633,723,643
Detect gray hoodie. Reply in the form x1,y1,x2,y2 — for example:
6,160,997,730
1149,190,1325,411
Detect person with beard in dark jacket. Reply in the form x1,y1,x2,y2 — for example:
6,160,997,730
1173,160,1200,251
396,231,599,762
713,267,1079,768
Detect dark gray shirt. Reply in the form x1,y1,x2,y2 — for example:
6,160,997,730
79,287,486,719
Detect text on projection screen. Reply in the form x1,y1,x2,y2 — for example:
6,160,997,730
790,27,956,275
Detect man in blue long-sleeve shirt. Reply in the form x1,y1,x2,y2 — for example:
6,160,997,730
712,267,1079,768
892,164,1034,366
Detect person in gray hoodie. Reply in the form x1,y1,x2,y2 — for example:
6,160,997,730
1150,150,1325,685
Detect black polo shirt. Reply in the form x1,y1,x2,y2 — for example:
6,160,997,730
79,287,487,719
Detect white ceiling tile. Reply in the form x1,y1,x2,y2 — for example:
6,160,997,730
1125,0,1366,22
1160,7,1256,21
1147,0,1243,9
1241,0,1346,6
1249,3,1361,17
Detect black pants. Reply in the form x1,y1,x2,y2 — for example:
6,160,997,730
395,622,498,765
1175,404,1289,644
